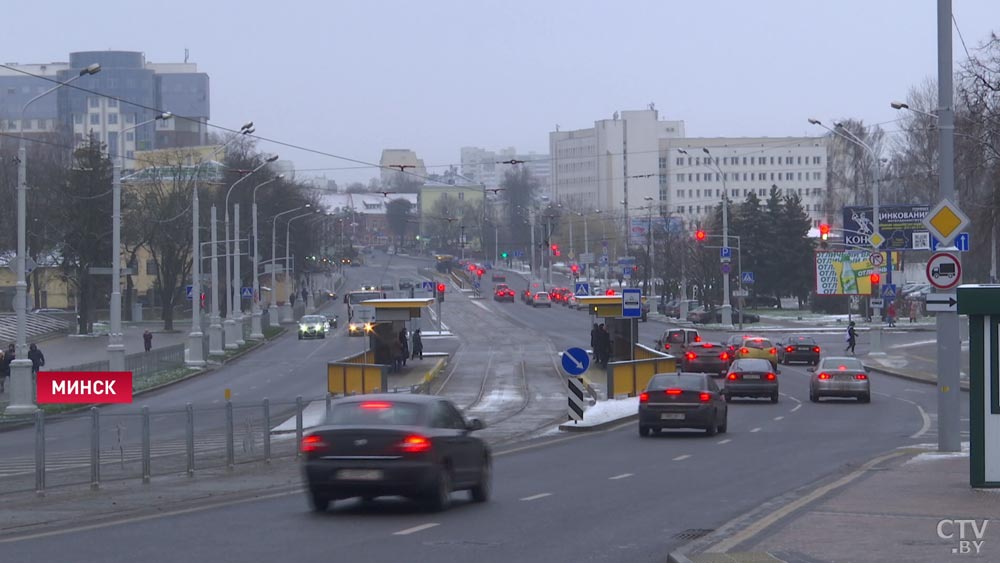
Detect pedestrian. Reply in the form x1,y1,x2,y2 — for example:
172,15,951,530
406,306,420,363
411,329,424,360
909,299,919,323
845,321,858,355
289,292,297,307
143,329,153,352
28,343,45,375
389,338,404,373
887,301,897,328
0,344,9,394
399,328,409,367
301,287,308,302
597,324,611,368
590,323,599,360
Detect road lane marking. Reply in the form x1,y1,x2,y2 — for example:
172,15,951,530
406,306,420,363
520,493,552,501
609,473,633,480
471,300,491,312
393,523,440,536
717,439,732,445
774,416,784,421
790,404,802,412
673,454,691,461
873,392,931,439
750,427,762,433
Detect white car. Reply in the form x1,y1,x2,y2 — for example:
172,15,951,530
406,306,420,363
532,292,552,308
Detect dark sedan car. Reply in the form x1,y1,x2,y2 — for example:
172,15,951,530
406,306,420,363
688,306,761,324
681,342,732,377
724,358,780,403
300,395,491,512
777,335,822,365
638,373,728,437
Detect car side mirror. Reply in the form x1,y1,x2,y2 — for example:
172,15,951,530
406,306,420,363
467,418,485,431
776,369,782,374
807,367,816,372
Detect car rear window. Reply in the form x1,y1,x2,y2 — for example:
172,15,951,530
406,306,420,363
647,374,705,391
743,338,772,349
820,359,864,371
788,336,816,345
731,359,772,372
327,402,425,426
667,331,686,344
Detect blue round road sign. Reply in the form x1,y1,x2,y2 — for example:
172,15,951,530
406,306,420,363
561,347,590,376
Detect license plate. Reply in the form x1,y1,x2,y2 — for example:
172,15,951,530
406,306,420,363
835,375,853,381
797,346,811,350
742,374,760,380
337,469,383,481
661,413,685,420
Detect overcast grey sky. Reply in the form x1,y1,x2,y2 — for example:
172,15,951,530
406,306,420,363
3,1,997,184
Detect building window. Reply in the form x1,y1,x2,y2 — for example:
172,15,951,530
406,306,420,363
723,173,728,181
695,157,700,166
798,156,802,165
687,173,692,182
659,157,666,169
677,206,685,214
126,132,134,141
688,206,693,214
108,114,118,125
126,114,134,124
676,190,684,199
89,114,100,125
742,173,747,181
676,157,684,166
722,157,728,165
73,114,82,125
659,174,667,185
458,192,464,200
126,150,134,159
688,189,693,198
676,174,684,182
814,171,822,180
731,189,738,197
696,189,701,198
716,189,721,197
108,98,117,108
88,97,99,108
742,157,747,165
145,260,159,276
759,188,766,196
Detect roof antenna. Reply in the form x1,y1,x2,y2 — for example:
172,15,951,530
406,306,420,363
184,48,189,63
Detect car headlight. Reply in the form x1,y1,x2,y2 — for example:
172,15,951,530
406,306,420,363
314,324,323,331
299,324,307,330
349,323,357,331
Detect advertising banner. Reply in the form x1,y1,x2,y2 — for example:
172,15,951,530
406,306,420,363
842,205,929,250
815,251,882,295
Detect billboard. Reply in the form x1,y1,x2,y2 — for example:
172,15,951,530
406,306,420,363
815,250,881,295
842,205,929,250
628,216,684,246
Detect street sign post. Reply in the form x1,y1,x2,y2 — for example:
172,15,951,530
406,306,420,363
923,198,971,247
870,298,884,308
574,282,590,296
622,288,642,319
741,271,755,284
931,232,970,252
240,287,253,299
721,263,731,274
926,252,962,290
720,247,732,262
579,252,595,264
926,293,958,312
422,281,434,292
561,347,590,376
186,285,193,299
881,284,897,300
622,266,632,279
869,252,884,266
733,289,750,297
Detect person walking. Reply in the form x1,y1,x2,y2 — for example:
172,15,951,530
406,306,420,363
590,323,599,360
909,299,919,323
845,321,858,355
143,330,153,352
399,328,410,367
411,329,423,360
389,338,404,373
0,344,9,394
887,301,897,328
597,324,611,368
27,343,45,375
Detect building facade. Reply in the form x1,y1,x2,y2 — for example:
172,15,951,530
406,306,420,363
549,109,685,211
0,50,210,166
660,136,829,228
379,149,427,186
460,146,551,192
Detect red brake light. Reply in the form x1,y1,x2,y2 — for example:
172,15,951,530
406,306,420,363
727,373,738,380
666,389,683,395
639,392,649,402
786,346,795,352
300,434,326,453
855,374,868,380
702,343,712,348
694,336,702,342
360,401,392,409
818,373,831,380
685,352,696,360
740,347,749,354
720,352,730,361
699,393,711,402
400,435,431,453
765,373,776,380
769,348,777,355
813,347,821,353
664,343,671,350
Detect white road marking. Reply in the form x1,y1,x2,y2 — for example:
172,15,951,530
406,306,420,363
609,473,633,480
750,427,762,433
673,454,691,461
717,439,732,445
471,300,491,312
781,393,802,404
774,416,784,421
874,391,931,439
520,493,552,501
904,388,926,394
790,404,802,413
393,523,440,536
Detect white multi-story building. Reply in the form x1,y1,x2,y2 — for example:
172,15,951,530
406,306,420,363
380,149,427,185
549,109,685,211
660,137,829,228
460,146,550,192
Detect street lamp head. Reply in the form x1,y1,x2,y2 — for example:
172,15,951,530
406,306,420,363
157,111,173,120
265,154,279,162
702,147,711,155
807,118,822,126
890,101,909,110
304,203,311,208
80,63,101,76
241,121,254,131
833,122,845,129
677,148,688,155
644,196,654,201
277,174,285,180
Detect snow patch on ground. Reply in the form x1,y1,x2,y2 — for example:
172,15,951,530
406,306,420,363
904,442,971,464
272,400,327,433
559,397,639,429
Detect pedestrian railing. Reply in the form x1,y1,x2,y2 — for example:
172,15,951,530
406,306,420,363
52,343,188,388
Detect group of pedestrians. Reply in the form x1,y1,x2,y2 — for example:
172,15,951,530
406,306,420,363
0,342,45,394
590,323,611,368
389,327,423,373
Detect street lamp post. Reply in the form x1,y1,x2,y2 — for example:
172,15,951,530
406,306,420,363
109,112,172,371
283,210,320,323
223,154,277,348
250,175,283,338
271,205,310,327
700,147,733,326
6,63,101,415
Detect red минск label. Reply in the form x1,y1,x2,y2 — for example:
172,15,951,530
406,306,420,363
36,371,133,404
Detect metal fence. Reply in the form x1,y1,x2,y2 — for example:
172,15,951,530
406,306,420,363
51,342,188,383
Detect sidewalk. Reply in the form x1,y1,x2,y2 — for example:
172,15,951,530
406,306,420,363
670,445,1000,563
28,324,191,371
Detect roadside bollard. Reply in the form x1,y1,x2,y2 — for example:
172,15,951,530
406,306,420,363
90,407,100,490
185,402,194,476
141,406,151,484
34,410,45,496
262,398,271,463
225,400,235,470
295,395,304,457
325,393,332,419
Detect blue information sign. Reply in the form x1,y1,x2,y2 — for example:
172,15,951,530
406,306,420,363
422,281,434,292
561,347,590,376
574,282,590,296
241,287,253,298
622,288,642,319
186,285,193,299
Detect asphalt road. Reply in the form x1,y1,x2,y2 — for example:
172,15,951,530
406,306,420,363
0,342,956,562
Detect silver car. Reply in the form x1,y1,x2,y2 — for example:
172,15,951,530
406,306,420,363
809,357,871,403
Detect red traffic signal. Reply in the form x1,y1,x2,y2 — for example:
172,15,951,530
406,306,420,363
605,289,615,296
437,283,446,293
570,264,579,274
468,264,476,272
476,268,484,277
819,223,830,241
870,273,881,285
695,229,707,241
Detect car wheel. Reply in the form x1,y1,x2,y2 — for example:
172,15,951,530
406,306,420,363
724,393,732,403
809,390,820,403
705,419,718,436
308,488,330,512
469,457,491,503
638,425,650,437
859,393,871,403
424,466,452,512
718,414,728,434
771,392,779,404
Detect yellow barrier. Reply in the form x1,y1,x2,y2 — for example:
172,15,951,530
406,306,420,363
328,350,386,395
608,345,678,397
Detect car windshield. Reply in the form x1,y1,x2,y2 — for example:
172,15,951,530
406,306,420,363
327,401,425,426
820,358,865,371
647,374,705,391
348,291,382,304
301,316,325,324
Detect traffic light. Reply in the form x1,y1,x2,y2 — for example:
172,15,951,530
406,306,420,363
695,229,707,242
605,288,616,296
870,273,881,285
570,264,579,276
819,223,831,241
476,268,485,278
551,244,560,257
436,282,446,302
501,251,508,259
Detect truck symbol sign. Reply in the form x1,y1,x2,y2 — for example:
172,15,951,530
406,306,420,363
932,263,957,279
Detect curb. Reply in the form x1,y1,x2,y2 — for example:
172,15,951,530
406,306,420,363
863,361,969,392
420,357,448,386
558,413,637,432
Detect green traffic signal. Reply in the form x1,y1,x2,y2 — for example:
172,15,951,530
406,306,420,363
501,252,508,259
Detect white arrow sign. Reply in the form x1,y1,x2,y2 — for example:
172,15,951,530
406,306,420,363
926,293,958,312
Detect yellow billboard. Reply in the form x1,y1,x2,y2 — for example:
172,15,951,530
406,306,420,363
815,251,897,296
